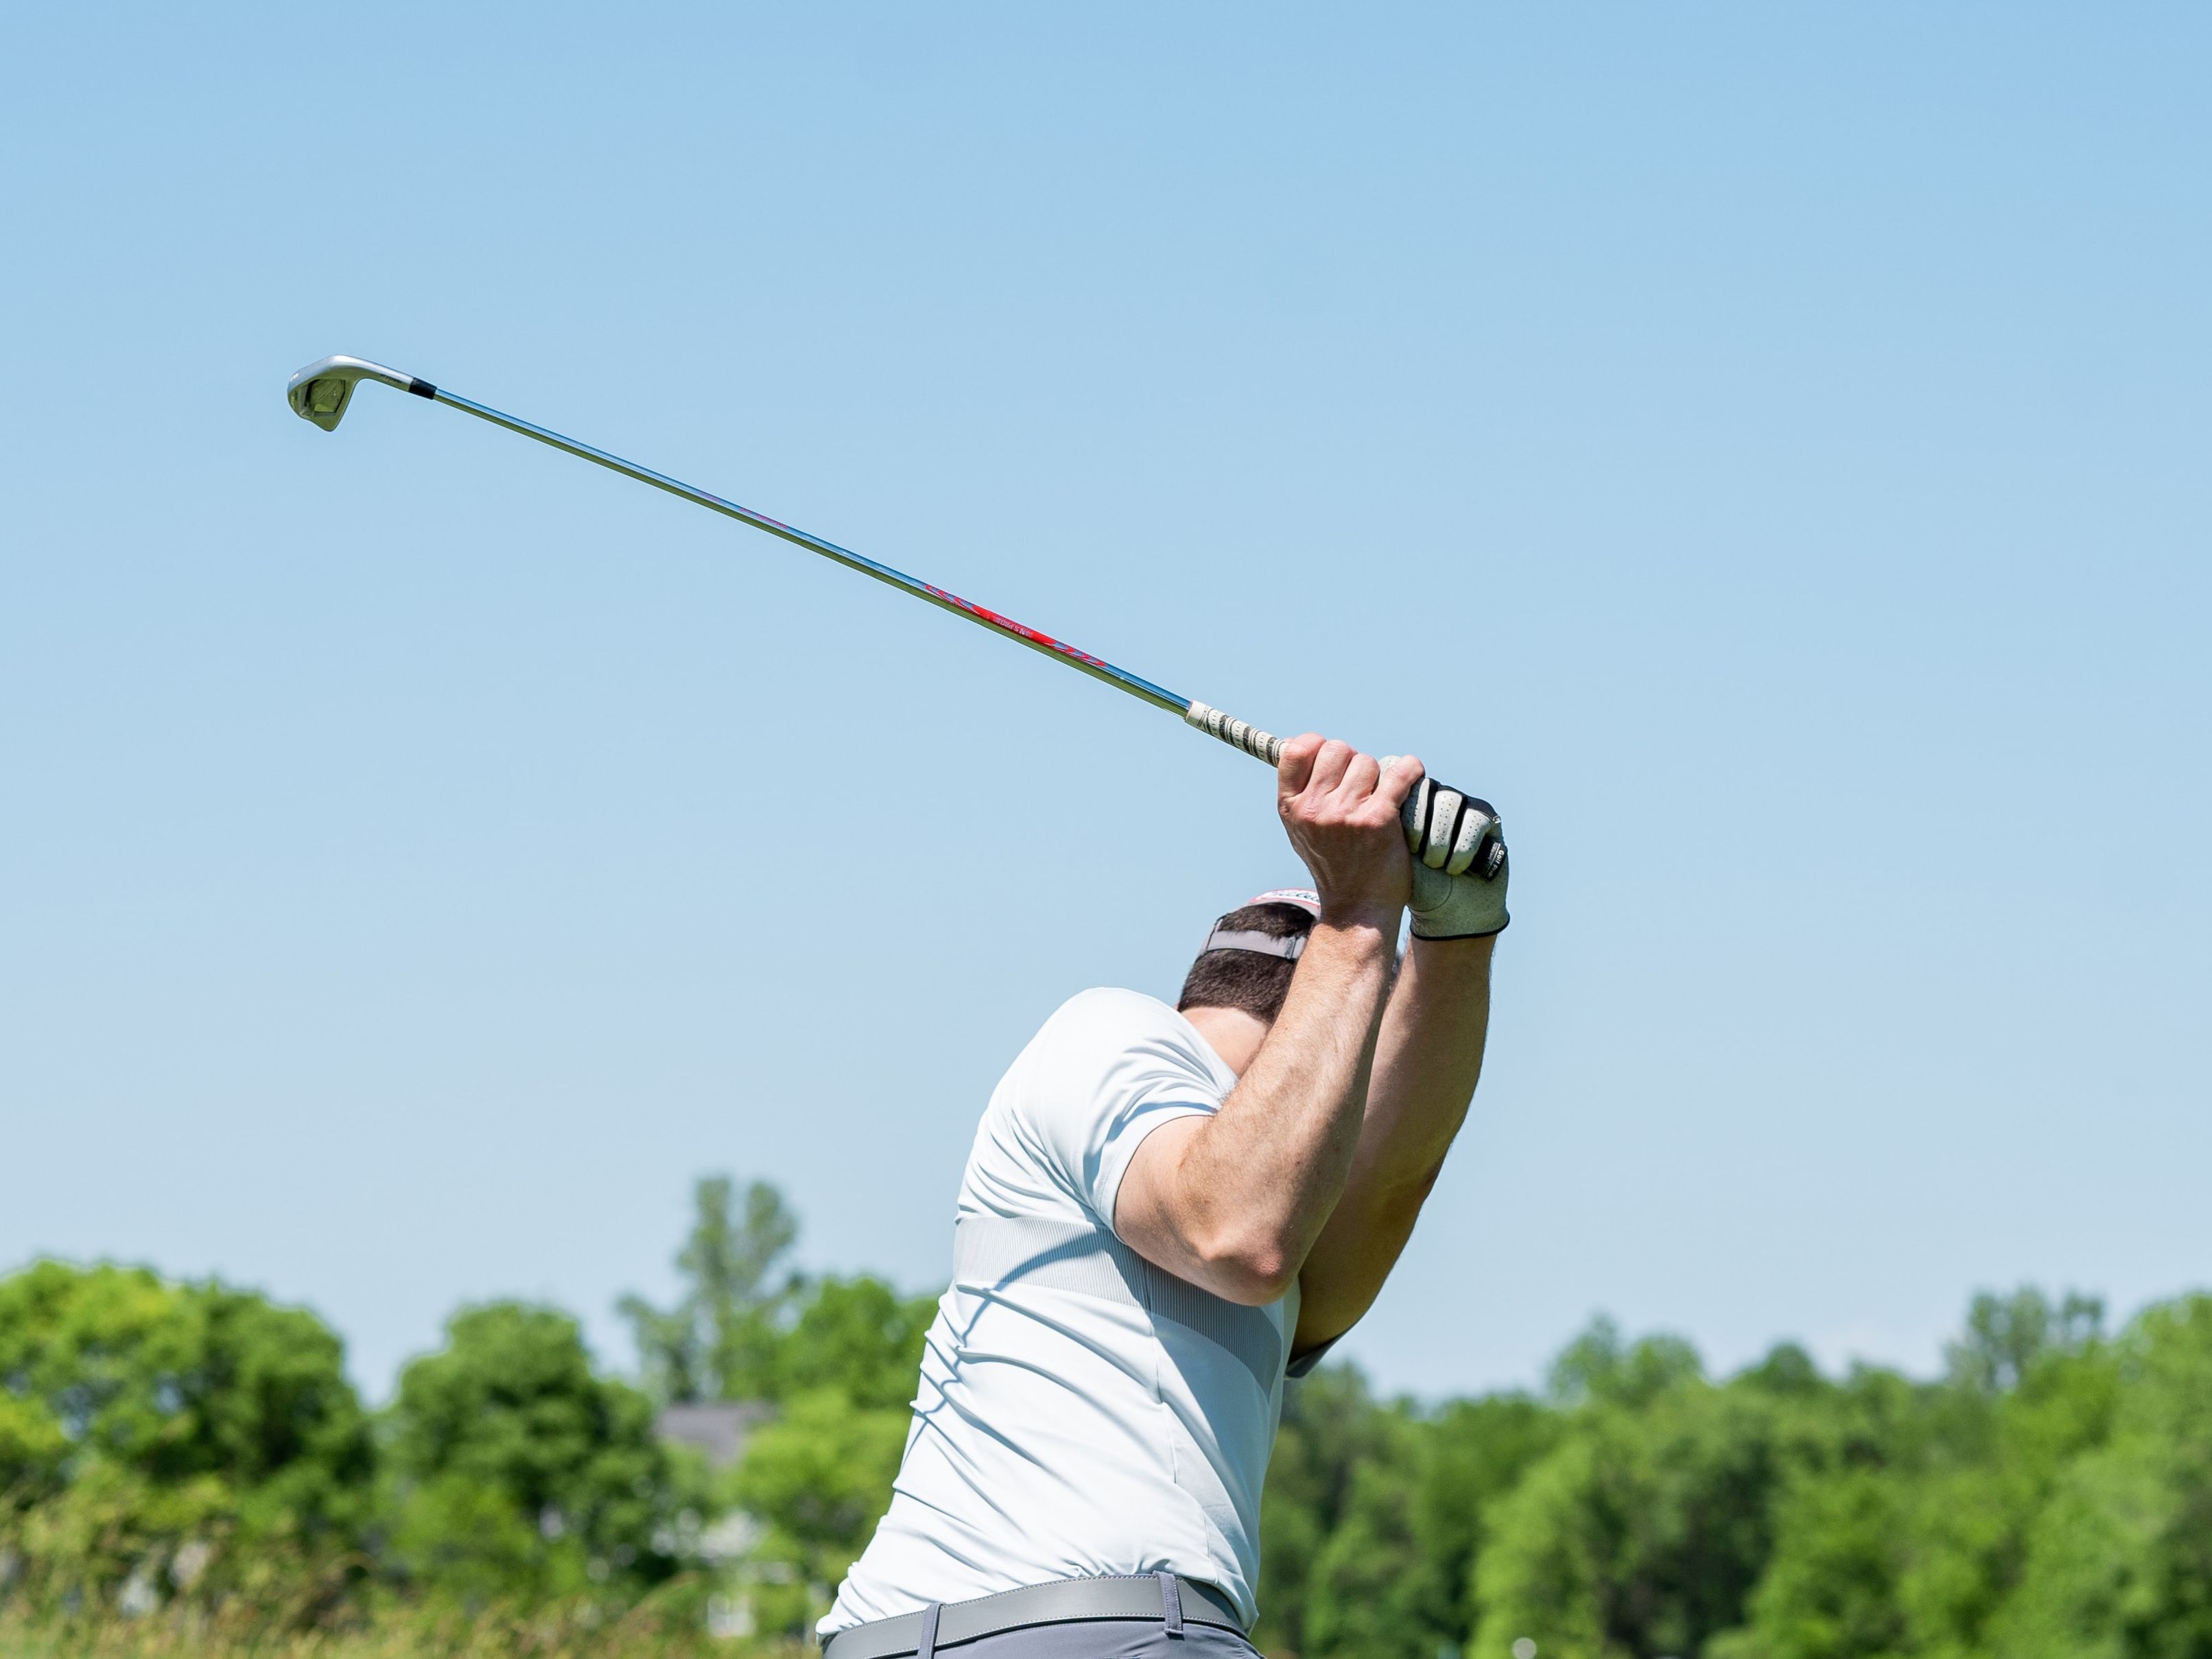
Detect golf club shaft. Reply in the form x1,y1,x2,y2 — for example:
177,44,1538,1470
423,384,1284,766
290,356,1506,880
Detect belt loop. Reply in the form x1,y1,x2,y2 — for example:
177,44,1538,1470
1157,1572,1185,1638
916,1603,942,1659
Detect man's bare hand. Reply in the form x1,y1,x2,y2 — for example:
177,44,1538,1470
1275,736,1422,923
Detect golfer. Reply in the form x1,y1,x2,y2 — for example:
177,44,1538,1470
821,735,1506,1659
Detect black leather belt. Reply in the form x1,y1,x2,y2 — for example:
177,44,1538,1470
820,1573,1245,1659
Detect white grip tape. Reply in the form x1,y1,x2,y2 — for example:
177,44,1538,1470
1184,701,1284,766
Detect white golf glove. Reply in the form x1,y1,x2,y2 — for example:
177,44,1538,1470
1385,762,1509,940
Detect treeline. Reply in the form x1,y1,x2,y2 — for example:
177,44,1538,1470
1257,1291,2212,1659
5,1177,2211,1659
0,1178,932,1643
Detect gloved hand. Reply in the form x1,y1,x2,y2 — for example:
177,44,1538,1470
1385,763,1509,939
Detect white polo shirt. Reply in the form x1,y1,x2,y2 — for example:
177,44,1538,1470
823,988,1324,1634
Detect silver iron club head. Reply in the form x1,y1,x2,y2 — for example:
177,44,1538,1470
285,355,432,431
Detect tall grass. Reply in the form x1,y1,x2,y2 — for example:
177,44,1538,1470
0,1594,799,1659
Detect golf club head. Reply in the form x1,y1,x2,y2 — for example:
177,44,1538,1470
285,355,433,432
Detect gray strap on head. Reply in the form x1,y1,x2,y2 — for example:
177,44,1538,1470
1200,926,1306,959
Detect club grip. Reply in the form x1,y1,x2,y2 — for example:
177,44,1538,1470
1186,705,1505,881
1184,701,1284,766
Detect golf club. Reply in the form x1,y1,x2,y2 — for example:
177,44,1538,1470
285,354,1504,880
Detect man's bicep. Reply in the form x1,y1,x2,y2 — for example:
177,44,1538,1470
1107,1114,1216,1287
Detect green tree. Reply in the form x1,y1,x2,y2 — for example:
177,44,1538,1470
1474,1334,1808,1659
717,1274,933,1632
1944,1286,2104,1397
1709,1363,1928,1659
611,1178,939,1638
1548,1315,1705,1411
774,1277,937,1412
729,1389,912,1637
1990,1294,2212,1659
1302,1403,1431,1659
382,1300,694,1604
1254,1365,1398,1656
1254,1365,1564,1659
0,1260,373,1610
1719,1291,2123,1659
1411,1393,1564,1645
1299,1391,1560,1659
619,1176,801,1404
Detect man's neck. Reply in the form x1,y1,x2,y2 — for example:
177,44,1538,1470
1179,1004,1273,1076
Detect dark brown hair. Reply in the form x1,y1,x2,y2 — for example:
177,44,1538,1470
1175,902,1316,1022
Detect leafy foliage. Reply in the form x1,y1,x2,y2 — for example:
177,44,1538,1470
1474,1358,1795,1659
772,1278,936,1413
619,1177,937,1638
727,1389,911,1635
10,1197,2212,1659
0,1261,372,1610
1258,1291,2193,1659
381,1302,696,1605
617,1177,802,1407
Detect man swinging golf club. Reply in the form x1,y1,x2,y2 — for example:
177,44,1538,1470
279,357,1505,1656
820,736,1507,1659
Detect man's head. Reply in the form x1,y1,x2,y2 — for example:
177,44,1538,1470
1176,889,1321,1024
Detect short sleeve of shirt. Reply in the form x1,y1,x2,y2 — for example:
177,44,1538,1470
1009,989,1234,1236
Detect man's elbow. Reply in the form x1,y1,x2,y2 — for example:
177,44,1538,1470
1190,1229,1302,1306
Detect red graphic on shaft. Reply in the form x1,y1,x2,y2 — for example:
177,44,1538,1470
922,585,1111,670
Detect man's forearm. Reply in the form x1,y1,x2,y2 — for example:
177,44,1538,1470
1360,934,1494,1191
1293,933,1492,1343
1145,913,1398,1299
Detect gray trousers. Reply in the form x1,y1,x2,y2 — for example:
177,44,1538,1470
830,1576,1260,1659
911,1614,1258,1659
920,1627,1265,1659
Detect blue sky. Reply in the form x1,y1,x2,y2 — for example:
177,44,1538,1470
3,5,2206,1403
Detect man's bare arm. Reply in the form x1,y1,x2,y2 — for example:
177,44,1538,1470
1115,916,1397,1302
1292,932,1493,1348
1112,735,1417,1305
